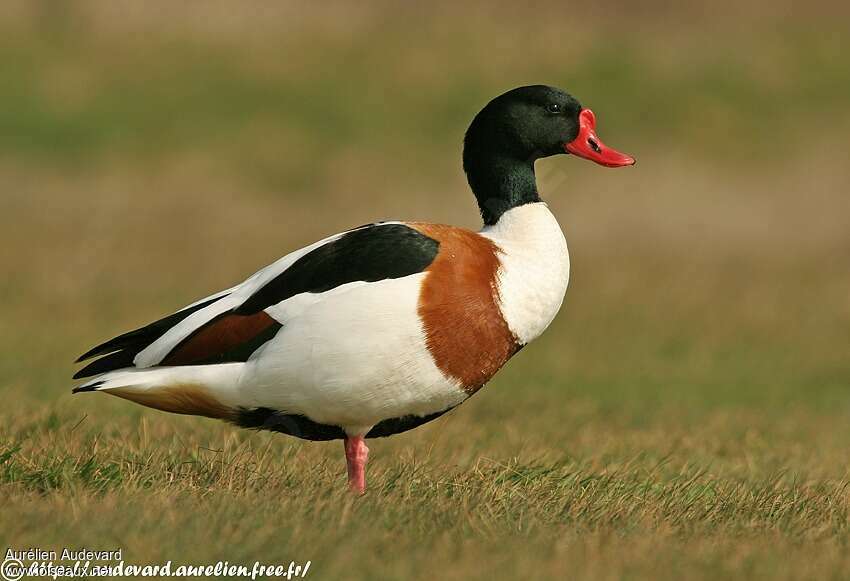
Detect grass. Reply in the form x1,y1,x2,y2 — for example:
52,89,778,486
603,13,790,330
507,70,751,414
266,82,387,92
3,401,850,580
1,2,849,579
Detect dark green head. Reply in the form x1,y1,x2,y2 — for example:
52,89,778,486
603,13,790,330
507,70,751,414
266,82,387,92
463,85,634,225
464,85,584,165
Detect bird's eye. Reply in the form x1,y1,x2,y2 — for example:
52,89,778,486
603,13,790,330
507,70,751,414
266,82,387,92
546,103,562,114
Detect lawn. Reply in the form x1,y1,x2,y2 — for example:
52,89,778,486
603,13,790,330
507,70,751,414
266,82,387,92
1,2,849,580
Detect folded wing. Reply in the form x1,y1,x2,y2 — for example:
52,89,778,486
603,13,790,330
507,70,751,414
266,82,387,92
74,223,439,380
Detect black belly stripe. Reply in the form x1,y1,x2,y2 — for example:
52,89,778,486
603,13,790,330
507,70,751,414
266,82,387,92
233,407,455,441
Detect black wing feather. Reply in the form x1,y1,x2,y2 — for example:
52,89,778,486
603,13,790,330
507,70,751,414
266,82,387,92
73,294,229,379
76,294,226,362
73,350,136,379
234,223,439,314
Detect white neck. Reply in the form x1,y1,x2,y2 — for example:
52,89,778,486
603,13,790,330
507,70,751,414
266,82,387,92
480,202,570,345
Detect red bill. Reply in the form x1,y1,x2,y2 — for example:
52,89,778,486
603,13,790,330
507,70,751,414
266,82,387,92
565,109,635,167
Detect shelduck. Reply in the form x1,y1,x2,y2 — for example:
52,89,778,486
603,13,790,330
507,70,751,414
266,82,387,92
73,85,634,493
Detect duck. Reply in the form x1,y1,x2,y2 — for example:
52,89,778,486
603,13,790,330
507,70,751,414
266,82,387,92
72,85,634,493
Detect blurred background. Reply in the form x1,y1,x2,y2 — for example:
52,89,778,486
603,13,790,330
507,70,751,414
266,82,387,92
1,1,848,578
3,0,847,422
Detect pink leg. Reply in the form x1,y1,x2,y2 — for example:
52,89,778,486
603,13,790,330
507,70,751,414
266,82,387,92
343,435,369,494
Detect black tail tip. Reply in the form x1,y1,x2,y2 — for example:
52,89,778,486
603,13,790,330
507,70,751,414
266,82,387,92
72,381,104,394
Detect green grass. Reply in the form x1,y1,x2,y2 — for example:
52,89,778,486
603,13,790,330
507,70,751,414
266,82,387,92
2,2,850,580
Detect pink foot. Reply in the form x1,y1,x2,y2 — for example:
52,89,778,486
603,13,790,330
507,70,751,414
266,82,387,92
344,435,369,494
